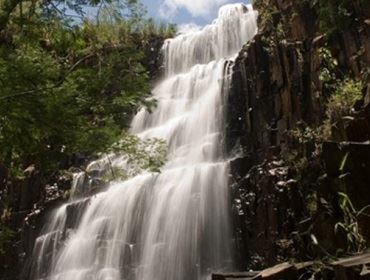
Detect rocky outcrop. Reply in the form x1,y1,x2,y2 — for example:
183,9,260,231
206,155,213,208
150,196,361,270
230,159,308,269
228,0,370,271
0,165,71,280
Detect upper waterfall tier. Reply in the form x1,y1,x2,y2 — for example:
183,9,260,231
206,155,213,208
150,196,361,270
163,4,257,76
28,3,258,280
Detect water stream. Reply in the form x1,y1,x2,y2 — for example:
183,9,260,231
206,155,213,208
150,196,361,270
29,4,257,280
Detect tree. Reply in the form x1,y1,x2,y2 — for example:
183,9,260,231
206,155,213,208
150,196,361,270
0,0,175,175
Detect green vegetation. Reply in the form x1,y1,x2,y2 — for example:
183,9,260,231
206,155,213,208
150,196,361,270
0,0,174,262
298,0,367,35
0,20,151,176
102,135,167,182
138,18,176,40
325,79,363,126
0,0,175,177
335,192,370,254
318,47,338,87
109,134,167,174
289,63,363,145
318,78,363,139
286,78,363,179
253,0,275,27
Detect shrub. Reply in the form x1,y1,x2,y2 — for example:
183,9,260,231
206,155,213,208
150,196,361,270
326,79,363,124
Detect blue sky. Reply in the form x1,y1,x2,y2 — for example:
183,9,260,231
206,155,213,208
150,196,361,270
142,0,250,30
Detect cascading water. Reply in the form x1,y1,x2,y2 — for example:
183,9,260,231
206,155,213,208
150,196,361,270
28,4,257,280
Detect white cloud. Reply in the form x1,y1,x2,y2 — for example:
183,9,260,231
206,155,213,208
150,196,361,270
177,23,202,34
159,0,229,19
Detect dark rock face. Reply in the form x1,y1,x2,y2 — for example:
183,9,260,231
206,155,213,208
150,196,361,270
0,165,70,280
227,12,323,270
231,160,305,269
227,0,370,270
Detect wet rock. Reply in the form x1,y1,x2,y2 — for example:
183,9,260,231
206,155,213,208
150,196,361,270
19,166,43,211
57,171,73,191
231,159,305,269
227,0,370,270
65,198,90,230
44,184,63,203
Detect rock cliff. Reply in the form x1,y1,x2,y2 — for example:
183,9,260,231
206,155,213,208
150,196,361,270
228,0,370,273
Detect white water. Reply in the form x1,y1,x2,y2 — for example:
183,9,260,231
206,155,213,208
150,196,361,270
29,4,257,280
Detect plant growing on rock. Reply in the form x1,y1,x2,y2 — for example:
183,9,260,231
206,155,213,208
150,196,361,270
335,192,370,254
109,134,167,174
103,134,167,181
319,78,363,139
318,47,339,88
325,79,363,125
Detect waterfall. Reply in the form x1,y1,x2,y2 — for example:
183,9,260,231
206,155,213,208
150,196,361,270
28,4,257,280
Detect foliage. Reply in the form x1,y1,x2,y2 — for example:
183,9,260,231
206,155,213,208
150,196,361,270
253,0,275,27
325,79,363,126
334,192,370,253
0,0,174,177
0,0,173,271
318,47,338,87
290,125,325,145
102,166,129,182
102,134,167,182
254,0,286,55
339,152,349,172
287,123,324,166
290,79,363,144
0,0,145,30
109,133,167,175
137,18,176,40
316,44,363,139
298,0,367,35
0,20,149,174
